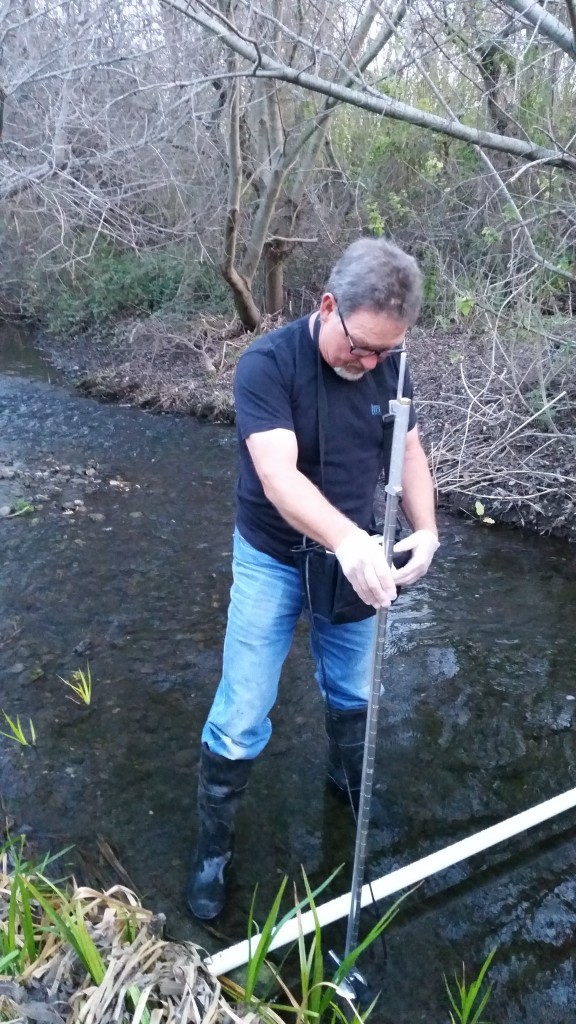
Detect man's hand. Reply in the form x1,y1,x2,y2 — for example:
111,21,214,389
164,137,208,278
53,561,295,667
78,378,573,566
335,530,397,608
392,529,439,586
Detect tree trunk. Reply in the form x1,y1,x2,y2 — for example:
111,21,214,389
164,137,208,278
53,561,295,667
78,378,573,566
220,263,261,330
264,241,288,315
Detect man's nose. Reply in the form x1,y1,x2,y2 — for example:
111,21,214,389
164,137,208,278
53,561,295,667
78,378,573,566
359,353,379,368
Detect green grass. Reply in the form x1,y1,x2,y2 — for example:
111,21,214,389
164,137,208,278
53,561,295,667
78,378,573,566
223,868,408,1024
445,947,496,1024
0,837,70,974
0,711,36,746
0,839,496,1024
59,663,92,705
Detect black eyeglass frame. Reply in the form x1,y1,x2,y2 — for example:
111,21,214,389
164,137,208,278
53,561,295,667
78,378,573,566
335,302,405,361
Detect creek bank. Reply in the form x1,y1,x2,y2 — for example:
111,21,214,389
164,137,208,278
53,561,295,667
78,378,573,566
37,316,576,543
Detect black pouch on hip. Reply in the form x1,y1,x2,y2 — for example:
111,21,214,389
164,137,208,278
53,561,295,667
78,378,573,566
292,536,411,626
292,540,375,625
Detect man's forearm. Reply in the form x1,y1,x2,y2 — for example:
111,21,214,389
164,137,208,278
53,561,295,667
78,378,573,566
261,468,359,552
260,443,437,546
401,441,437,535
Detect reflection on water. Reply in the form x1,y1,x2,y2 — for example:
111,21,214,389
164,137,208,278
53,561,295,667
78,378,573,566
1,331,576,1023
0,323,62,381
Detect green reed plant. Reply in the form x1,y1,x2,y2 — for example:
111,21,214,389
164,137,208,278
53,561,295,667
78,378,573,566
0,711,36,746
287,870,404,1024
23,876,151,1023
0,947,21,972
243,873,290,1004
225,868,407,1024
0,838,153,1024
445,947,496,1024
0,837,68,975
6,500,35,518
1,833,69,879
59,663,92,705
242,867,340,1006
5,875,39,972
24,877,106,984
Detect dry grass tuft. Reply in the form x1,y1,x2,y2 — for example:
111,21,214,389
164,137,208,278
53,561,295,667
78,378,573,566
0,859,249,1024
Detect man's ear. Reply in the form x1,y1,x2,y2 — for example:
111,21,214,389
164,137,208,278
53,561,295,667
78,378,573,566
319,292,336,319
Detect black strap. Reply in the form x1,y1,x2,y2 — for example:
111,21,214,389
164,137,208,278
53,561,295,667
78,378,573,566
313,315,328,495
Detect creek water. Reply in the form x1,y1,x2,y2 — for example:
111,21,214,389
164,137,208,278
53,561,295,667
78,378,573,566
1,323,576,1023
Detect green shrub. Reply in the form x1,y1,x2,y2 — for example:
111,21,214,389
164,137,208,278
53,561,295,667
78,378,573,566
26,240,231,336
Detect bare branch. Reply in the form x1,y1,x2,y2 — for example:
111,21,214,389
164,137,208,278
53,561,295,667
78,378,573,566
566,0,576,43
499,0,576,58
170,0,576,170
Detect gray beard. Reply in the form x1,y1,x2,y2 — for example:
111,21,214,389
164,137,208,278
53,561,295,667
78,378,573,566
333,366,366,382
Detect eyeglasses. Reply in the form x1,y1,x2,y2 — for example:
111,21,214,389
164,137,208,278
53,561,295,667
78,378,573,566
335,304,405,361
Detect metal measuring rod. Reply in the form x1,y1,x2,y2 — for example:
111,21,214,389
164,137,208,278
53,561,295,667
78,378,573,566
330,351,413,999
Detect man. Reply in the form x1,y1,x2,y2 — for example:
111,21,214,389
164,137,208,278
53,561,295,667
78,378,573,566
188,237,439,920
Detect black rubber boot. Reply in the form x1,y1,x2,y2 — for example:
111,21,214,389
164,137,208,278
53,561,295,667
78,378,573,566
187,745,252,921
325,706,367,811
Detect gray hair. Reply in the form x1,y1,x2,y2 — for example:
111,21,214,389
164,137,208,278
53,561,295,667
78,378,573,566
326,237,422,325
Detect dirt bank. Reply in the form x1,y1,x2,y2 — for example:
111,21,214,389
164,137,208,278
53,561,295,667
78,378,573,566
38,314,576,543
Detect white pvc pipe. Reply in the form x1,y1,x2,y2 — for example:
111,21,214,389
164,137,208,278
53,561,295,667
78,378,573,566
206,785,576,977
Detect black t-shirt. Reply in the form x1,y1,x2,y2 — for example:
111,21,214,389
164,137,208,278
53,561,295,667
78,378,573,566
234,315,417,564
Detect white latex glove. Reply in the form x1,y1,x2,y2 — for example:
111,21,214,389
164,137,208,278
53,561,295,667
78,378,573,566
335,530,397,608
392,529,440,586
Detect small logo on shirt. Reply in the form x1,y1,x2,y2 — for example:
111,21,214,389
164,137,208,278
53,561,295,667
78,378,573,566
371,403,381,415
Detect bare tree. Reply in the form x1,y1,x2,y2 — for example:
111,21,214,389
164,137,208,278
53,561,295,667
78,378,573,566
2,0,576,323
171,0,576,168
160,0,415,326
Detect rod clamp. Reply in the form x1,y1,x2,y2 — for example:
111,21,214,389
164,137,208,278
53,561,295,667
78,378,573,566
326,950,369,1005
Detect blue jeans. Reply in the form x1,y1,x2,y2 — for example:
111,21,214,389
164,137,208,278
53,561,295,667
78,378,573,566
202,529,377,760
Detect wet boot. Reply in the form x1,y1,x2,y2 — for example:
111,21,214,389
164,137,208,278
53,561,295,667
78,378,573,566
187,745,252,921
325,706,367,812
325,707,404,846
